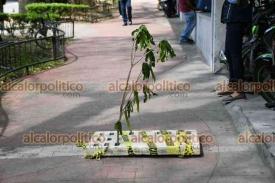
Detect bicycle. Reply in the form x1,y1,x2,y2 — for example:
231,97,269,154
34,20,60,50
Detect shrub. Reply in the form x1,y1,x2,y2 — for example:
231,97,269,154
1,12,61,39
0,13,9,21
26,12,60,22
9,13,28,23
26,3,89,17
3,12,60,23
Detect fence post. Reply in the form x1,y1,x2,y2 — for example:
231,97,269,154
52,28,57,59
26,66,30,75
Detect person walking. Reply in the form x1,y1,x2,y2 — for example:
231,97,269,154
120,0,132,26
219,0,252,103
178,0,196,44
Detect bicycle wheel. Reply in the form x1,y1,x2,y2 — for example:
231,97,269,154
35,27,54,50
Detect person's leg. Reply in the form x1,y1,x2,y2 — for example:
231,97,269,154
206,0,212,11
197,0,205,10
225,24,234,84
126,0,132,24
226,23,244,83
121,0,128,25
222,23,246,101
118,0,122,15
180,11,196,42
217,23,235,95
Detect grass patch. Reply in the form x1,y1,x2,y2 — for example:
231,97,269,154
0,59,65,85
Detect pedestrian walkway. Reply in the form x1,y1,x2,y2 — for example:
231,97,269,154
0,0,274,182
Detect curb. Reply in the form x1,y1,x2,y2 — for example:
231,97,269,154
225,99,275,173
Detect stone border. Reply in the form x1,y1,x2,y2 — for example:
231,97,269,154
225,95,275,173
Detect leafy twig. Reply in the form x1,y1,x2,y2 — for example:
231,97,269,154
114,25,176,145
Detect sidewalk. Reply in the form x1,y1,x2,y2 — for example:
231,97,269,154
0,0,274,182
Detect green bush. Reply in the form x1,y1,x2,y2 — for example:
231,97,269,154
4,12,60,23
26,3,89,17
26,12,60,22
0,13,9,21
1,12,61,38
9,13,28,23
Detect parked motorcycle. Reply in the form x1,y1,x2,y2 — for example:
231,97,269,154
254,25,275,107
219,0,275,108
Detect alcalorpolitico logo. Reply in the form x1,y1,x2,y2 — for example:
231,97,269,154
238,130,275,144
0,80,84,93
22,131,215,145
107,80,191,93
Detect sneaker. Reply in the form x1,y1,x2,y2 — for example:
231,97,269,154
179,39,194,45
123,22,127,26
129,21,132,25
187,38,195,44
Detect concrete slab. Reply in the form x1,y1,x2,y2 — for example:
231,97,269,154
83,130,200,158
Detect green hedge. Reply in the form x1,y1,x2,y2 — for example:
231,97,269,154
0,12,60,23
0,13,9,21
26,3,90,17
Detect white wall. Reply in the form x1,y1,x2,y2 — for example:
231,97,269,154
4,1,19,13
212,0,226,72
196,13,213,67
195,0,226,72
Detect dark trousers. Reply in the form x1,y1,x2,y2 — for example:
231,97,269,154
225,23,246,83
118,0,122,15
121,0,132,23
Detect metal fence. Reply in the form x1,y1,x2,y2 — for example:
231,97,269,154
0,21,70,78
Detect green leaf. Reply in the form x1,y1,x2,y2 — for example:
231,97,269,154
126,101,133,117
143,85,148,103
158,40,176,62
130,101,134,112
142,63,150,80
150,67,156,82
134,90,140,112
124,111,132,132
145,49,156,67
114,121,123,135
132,25,155,51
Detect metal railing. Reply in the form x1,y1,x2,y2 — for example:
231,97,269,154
0,21,69,78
